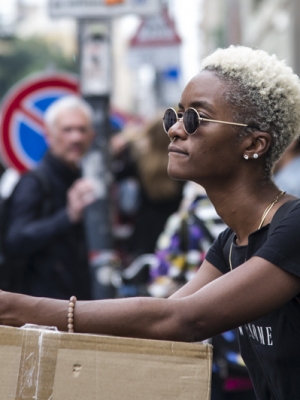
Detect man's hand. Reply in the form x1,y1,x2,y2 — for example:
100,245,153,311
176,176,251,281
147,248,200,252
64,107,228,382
67,178,97,223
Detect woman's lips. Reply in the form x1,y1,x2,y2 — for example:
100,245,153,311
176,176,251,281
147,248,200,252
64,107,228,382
168,144,188,155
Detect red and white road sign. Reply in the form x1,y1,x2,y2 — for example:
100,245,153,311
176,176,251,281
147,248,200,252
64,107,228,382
130,9,181,48
0,72,79,173
129,9,181,70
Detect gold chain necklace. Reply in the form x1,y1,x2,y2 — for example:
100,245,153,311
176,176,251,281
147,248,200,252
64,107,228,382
229,190,285,271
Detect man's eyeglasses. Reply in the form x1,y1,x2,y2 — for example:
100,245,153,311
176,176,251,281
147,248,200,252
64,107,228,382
163,107,248,135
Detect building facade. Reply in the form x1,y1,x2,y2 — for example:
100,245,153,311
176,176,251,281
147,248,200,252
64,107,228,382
201,0,299,74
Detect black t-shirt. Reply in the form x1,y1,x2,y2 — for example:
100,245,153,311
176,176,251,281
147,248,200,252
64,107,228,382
206,201,300,400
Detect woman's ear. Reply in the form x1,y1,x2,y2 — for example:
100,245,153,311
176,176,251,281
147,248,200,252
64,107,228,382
243,131,272,160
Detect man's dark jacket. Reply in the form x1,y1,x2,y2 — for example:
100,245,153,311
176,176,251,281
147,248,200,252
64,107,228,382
5,152,92,300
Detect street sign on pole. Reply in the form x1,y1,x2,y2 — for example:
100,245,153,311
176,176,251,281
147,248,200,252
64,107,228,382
48,0,162,19
130,9,181,47
128,8,182,107
0,71,132,173
78,19,116,299
0,72,79,173
80,21,111,96
129,9,181,70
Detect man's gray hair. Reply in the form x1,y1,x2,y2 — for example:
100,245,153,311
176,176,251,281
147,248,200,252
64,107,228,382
44,95,94,129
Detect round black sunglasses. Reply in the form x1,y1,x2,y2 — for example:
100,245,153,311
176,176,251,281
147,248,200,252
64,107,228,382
163,107,248,135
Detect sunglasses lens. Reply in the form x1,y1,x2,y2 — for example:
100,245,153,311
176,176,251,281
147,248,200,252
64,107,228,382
183,108,198,134
163,109,177,133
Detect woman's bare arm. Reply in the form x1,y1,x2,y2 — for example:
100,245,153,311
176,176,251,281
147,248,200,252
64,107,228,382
1,256,300,343
169,261,223,299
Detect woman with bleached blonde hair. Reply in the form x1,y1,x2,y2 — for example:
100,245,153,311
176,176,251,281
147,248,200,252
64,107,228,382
1,45,300,399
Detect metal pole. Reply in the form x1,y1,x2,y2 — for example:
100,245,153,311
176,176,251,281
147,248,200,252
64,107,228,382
225,0,241,46
78,19,116,299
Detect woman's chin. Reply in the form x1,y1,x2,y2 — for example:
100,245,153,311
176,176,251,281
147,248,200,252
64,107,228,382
167,167,186,181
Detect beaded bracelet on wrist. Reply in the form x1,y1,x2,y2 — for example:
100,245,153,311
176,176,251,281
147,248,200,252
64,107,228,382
67,296,77,333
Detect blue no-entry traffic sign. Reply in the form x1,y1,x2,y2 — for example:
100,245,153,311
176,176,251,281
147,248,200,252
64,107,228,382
0,72,79,173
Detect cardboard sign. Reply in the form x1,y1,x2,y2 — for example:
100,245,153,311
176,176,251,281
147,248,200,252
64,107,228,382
0,325,212,400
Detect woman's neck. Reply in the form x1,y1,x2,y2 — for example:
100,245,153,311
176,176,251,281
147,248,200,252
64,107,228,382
204,180,284,245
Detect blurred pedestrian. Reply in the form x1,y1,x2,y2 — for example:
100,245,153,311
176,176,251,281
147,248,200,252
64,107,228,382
111,117,184,260
4,96,96,299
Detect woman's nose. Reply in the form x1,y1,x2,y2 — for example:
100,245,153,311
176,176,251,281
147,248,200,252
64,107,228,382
167,119,186,141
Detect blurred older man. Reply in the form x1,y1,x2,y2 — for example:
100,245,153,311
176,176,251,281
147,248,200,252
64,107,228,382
5,96,96,299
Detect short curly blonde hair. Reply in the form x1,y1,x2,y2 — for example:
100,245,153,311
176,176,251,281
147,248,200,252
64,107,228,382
201,45,300,175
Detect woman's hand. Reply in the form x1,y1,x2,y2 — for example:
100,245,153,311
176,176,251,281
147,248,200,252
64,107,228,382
0,291,68,331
